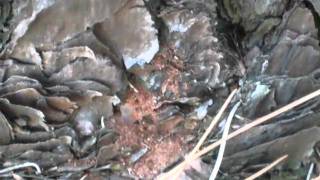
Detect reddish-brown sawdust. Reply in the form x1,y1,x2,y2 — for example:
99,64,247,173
107,48,193,178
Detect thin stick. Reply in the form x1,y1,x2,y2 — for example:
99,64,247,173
0,162,41,175
191,89,237,156
80,174,88,180
245,155,288,180
128,82,139,93
159,89,237,180
306,163,314,180
196,89,320,158
100,116,105,129
209,102,240,180
162,89,320,179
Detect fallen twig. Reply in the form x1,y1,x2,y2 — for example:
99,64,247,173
158,89,237,180
196,89,320,158
79,174,88,180
191,89,237,156
0,162,41,175
209,102,240,180
128,82,139,93
161,89,320,179
245,155,288,180
306,163,314,180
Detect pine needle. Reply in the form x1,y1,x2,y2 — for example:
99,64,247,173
245,155,288,180
158,89,237,180
160,89,320,180
0,162,41,175
195,89,320,158
209,101,240,180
